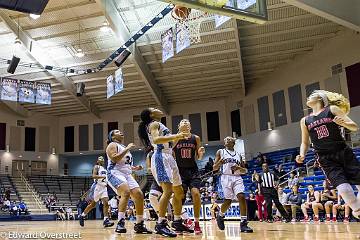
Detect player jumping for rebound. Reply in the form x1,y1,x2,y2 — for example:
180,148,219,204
296,90,360,219
79,156,114,228
138,108,192,237
173,119,205,234
213,137,253,233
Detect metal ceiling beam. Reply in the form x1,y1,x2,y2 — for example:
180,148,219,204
233,19,246,96
283,0,360,31
0,10,101,118
95,0,169,114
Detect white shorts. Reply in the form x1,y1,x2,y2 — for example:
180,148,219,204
151,151,182,187
107,170,140,192
221,175,245,200
87,183,108,202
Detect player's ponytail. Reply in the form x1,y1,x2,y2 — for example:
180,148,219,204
313,90,350,114
325,91,350,114
138,108,153,149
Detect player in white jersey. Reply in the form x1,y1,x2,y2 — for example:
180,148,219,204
213,137,253,233
78,156,114,228
138,108,192,237
106,129,152,234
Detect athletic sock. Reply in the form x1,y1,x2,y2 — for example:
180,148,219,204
174,215,181,221
118,212,125,220
81,212,86,217
158,217,166,224
219,212,225,217
326,214,330,218
136,215,143,223
104,216,109,221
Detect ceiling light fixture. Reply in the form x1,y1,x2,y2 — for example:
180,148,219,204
29,14,41,20
75,24,85,58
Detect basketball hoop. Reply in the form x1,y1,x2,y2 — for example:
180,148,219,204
171,5,207,44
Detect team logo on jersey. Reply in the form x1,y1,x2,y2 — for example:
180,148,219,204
314,125,330,139
223,158,241,165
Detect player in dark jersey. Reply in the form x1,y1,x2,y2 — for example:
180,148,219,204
173,119,205,234
296,90,360,218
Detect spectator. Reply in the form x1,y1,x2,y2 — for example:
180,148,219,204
275,187,287,219
5,188,11,201
202,191,211,203
204,158,214,173
56,204,66,220
9,201,18,216
247,193,257,221
253,173,267,222
321,180,337,222
3,198,11,211
18,201,28,215
283,185,302,222
255,152,264,166
66,206,75,220
287,173,299,189
332,194,350,223
278,165,286,182
301,185,322,222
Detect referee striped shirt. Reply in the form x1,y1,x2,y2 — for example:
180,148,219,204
261,172,276,188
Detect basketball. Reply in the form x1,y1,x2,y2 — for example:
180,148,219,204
171,6,191,20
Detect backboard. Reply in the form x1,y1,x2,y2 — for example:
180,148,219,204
161,0,268,24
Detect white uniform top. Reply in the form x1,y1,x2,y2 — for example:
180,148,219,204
94,165,108,186
147,121,172,152
107,142,133,175
219,148,243,176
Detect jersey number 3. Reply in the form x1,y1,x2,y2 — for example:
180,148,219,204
314,125,329,139
181,148,192,159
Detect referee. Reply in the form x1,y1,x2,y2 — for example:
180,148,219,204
259,163,290,222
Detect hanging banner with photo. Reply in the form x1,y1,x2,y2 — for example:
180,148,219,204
107,75,115,99
161,28,174,63
18,80,35,103
36,83,51,105
1,78,18,102
176,23,191,54
215,15,231,28
114,68,124,95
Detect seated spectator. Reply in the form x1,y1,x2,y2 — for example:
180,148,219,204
202,191,211,203
5,187,11,201
275,187,288,220
287,173,299,189
251,170,258,182
66,206,75,220
126,205,135,220
9,201,18,216
56,204,66,220
283,154,291,163
332,194,350,223
301,185,323,222
210,198,219,220
278,165,286,181
18,201,28,215
255,152,264,167
321,180,337,222
109,196,119,220
3,198,10,211
283,185,302,222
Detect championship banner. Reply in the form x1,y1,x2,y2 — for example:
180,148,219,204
161,28,174,63
176,24,190,54
114,68,124,95
182,202,241,220
106,75,115,99
35,83,51,105
1,78,18,102
18,80,35,103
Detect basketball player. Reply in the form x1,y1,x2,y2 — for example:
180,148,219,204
106,130,152,234
213,136,253,233
296,90,360,218
78,156,114,228
138,108,192,237
173,119,205,234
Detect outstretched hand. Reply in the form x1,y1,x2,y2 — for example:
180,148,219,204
296,155,305,164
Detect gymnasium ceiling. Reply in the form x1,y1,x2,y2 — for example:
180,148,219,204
0,0,348,117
